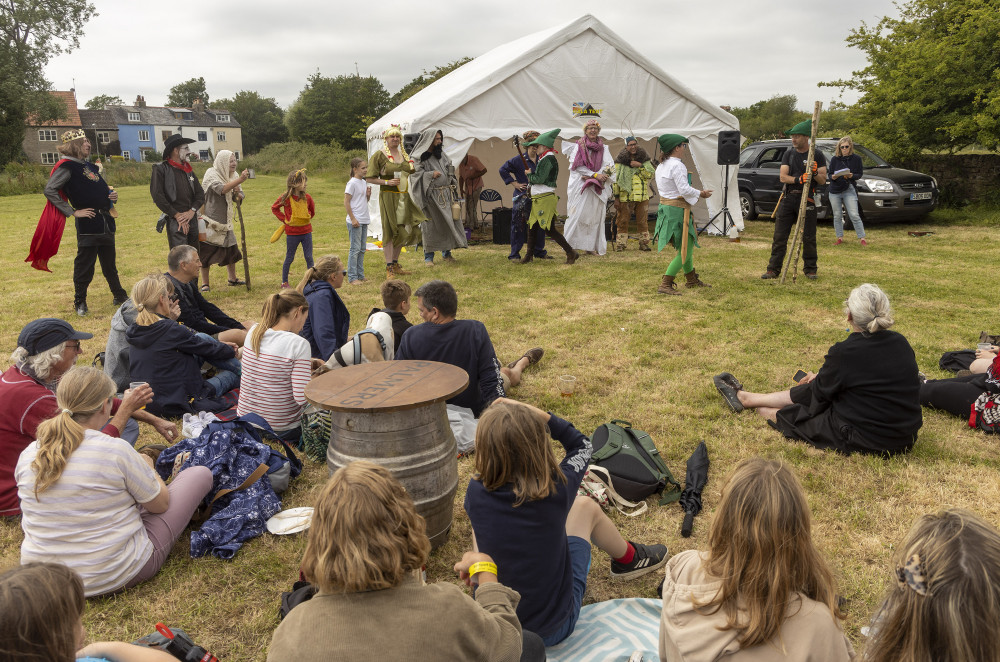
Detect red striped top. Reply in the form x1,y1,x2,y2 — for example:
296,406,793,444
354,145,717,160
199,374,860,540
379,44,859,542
237,326,313,431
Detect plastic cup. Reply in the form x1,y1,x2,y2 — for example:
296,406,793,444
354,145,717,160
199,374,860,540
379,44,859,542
129,381,149,409
560,375,577,398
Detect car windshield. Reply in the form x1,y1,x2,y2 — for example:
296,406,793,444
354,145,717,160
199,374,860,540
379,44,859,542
818,143,891,169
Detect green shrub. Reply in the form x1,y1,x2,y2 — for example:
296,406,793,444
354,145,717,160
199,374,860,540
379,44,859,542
239,141,365,177
0,160,211,196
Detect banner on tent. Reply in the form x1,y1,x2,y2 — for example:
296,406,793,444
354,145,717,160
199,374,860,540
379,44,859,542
572,102,603,118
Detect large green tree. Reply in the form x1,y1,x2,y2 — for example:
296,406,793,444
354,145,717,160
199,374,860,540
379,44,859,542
167,77,209,107
729,95,807,145
213,90,288,154
390,57,472,107
286,73,390,150
0,0,96,164
822,0,1000,160
84,93,123,109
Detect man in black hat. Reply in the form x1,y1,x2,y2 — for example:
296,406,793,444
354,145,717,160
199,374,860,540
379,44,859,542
0,318,178,517
150,134,205,249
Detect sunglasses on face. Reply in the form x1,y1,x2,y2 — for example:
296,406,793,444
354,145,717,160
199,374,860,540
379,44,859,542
65,342,81,349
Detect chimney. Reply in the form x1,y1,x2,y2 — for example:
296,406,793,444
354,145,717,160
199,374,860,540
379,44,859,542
192,98,204,114
135,95,146,108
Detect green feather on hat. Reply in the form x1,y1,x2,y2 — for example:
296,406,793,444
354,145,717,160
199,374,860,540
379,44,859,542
787,119,812,136
657,134,688,154
525,128,560,148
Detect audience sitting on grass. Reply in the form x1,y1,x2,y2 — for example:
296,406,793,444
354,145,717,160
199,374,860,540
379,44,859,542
1,318,176,518
861,508,1000,662
714,283,922,455
15,367,213,596
971,342,998,374
318,279,412,371
237,290,318,444
165,245,249,346
267,460,543,662
920,350,1000,434
297,255,350,361
0,562,177,662
126,275,242,417
659,458,853,661
395,280,543,417
465,398,668,647
104,274,180,394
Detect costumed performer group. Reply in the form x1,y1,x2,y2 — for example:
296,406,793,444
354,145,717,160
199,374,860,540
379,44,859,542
653,134,713,295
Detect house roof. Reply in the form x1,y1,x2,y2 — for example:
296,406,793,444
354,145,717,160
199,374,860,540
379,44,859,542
31,91,82,128
78,109,117,130
107,105,241,128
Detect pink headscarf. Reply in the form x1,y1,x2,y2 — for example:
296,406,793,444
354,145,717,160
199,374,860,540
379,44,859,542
572,119,605,193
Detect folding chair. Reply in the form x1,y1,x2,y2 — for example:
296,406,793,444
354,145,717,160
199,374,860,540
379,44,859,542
479,188,502,226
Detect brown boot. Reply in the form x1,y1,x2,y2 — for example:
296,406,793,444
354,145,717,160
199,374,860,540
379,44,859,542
393,263,411,276
615,239,627,252
684,271,711,288
548,229,579,264
639,231,651,251
520,227,538,264
657,274,681,295
385,265,395,280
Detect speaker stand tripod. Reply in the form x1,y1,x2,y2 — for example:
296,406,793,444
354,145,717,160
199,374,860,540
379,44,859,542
698,164,736,237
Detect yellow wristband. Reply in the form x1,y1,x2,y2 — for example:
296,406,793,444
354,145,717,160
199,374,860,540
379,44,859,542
467,561,497,578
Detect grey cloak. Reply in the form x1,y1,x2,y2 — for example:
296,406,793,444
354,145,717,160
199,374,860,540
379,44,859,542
408,129,468,254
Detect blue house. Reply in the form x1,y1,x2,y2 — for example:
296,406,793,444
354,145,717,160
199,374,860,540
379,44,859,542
109,96,156,161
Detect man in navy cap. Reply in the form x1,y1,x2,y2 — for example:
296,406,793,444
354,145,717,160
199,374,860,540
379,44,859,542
150,133,204,249
0,318,177,517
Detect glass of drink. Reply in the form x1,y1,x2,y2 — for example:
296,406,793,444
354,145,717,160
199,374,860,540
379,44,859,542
129,381,149,409
560,375,577,398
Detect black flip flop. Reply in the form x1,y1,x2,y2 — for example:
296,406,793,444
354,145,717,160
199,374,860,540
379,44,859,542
713,373,744,413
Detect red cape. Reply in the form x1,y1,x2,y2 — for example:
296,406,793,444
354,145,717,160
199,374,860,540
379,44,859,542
25,160,70,272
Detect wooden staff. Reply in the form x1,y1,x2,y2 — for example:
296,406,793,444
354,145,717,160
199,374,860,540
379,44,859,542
511,135,532,195
770,190,784,219
680,171,693,263
236,199,251,291
780,101,823,284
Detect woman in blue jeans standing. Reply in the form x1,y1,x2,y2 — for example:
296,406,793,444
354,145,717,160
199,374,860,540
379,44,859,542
828,136,866,245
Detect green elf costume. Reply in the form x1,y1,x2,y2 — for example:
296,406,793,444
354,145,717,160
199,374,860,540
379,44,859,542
653,134,712,295
521,129,579,265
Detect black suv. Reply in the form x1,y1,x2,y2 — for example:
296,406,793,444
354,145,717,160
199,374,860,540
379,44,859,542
738,139,938,223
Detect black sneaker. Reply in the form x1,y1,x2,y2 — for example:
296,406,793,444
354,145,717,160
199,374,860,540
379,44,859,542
113,295,128,307
610,541,668,580
713,373,745,413
75,302,88,317
760,270,779,279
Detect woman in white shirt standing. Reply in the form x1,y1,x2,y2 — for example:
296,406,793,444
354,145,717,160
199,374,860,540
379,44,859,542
653,134,713,295
237,290,315,444
16,367,212,597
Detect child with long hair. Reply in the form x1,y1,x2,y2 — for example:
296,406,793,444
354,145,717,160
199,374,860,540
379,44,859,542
862,508,1000,662
344,157,371,284
0,562,175,662
296,255,349,360
464,398,668,646
15,368,212,596
659,458,853,661
268,460,536,661
271,168,315,288
237,290,316,443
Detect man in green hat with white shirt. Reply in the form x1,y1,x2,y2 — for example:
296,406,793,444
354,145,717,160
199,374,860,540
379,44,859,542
521,129,579,265
762,119,826,280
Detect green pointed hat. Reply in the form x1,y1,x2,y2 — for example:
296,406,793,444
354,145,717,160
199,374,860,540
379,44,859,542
657,134,688,154
525,128,560,148
787,119,812,136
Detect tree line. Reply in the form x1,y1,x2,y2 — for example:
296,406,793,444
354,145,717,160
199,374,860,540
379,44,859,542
2,0,996,165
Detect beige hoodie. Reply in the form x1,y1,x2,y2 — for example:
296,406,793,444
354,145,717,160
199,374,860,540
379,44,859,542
659,550,855,662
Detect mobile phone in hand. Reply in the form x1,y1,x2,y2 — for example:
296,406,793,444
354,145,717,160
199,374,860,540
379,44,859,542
793,369,807,383
978,343,994,351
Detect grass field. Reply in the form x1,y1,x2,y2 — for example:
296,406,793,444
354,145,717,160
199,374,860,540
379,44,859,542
1,174,998,660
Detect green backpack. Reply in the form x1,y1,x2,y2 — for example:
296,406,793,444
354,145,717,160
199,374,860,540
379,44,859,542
590,420,682,506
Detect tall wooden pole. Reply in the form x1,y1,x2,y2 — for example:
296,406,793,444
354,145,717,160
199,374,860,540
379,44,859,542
781,101,823,284
236,199,251,291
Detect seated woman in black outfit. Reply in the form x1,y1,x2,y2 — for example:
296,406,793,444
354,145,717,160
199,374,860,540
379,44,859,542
714,283,922,455
921,351,1000,433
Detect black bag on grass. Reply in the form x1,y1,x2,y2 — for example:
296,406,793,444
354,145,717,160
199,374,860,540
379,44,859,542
590,420,681,505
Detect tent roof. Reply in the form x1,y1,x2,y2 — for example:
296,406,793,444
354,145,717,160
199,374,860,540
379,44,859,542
367,14,737,141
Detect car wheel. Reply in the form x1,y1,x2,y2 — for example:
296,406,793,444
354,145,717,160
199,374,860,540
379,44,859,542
740,191,757,220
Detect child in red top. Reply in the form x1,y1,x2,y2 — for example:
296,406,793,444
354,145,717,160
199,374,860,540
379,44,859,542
271,168,315,288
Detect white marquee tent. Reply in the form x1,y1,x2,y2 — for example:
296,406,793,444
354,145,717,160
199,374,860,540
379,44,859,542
366,14,742,238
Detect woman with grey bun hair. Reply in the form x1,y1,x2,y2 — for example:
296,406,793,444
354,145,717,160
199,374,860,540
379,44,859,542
713,283,922,455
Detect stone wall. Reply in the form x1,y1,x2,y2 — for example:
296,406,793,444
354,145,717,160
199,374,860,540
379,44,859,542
901,154,1000,206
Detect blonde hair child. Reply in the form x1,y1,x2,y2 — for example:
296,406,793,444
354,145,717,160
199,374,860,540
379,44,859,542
271,168,316,288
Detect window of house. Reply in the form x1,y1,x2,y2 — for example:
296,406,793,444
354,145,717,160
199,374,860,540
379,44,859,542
96,131,110,144
199,150,210,161
216,114,230,122
140,148,153,162
217,131,226,141
122,151,131,161
40,152,59,164
38,129,58,141
198,131,207,141
138,130,150,142
161,130,172,142
127,112,140,121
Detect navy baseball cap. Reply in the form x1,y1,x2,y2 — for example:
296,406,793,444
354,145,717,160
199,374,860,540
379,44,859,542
17,318,93,355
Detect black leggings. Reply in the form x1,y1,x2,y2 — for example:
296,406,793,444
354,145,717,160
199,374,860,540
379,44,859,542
919,373,989,419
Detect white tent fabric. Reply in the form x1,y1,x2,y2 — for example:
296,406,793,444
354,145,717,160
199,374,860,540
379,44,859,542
366,14,742,239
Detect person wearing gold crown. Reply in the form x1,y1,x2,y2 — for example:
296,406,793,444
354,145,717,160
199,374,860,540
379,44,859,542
41,129,128,317
366,125,424,278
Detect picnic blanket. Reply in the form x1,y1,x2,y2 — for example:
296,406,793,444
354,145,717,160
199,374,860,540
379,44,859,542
546,598,662,662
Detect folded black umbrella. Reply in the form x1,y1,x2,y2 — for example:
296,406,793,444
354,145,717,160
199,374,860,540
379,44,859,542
679,441,709,538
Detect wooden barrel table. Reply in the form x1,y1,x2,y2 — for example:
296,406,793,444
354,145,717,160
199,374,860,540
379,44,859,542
304,360,469,549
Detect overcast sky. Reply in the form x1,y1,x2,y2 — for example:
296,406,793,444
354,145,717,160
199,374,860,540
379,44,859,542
46,0,899,112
